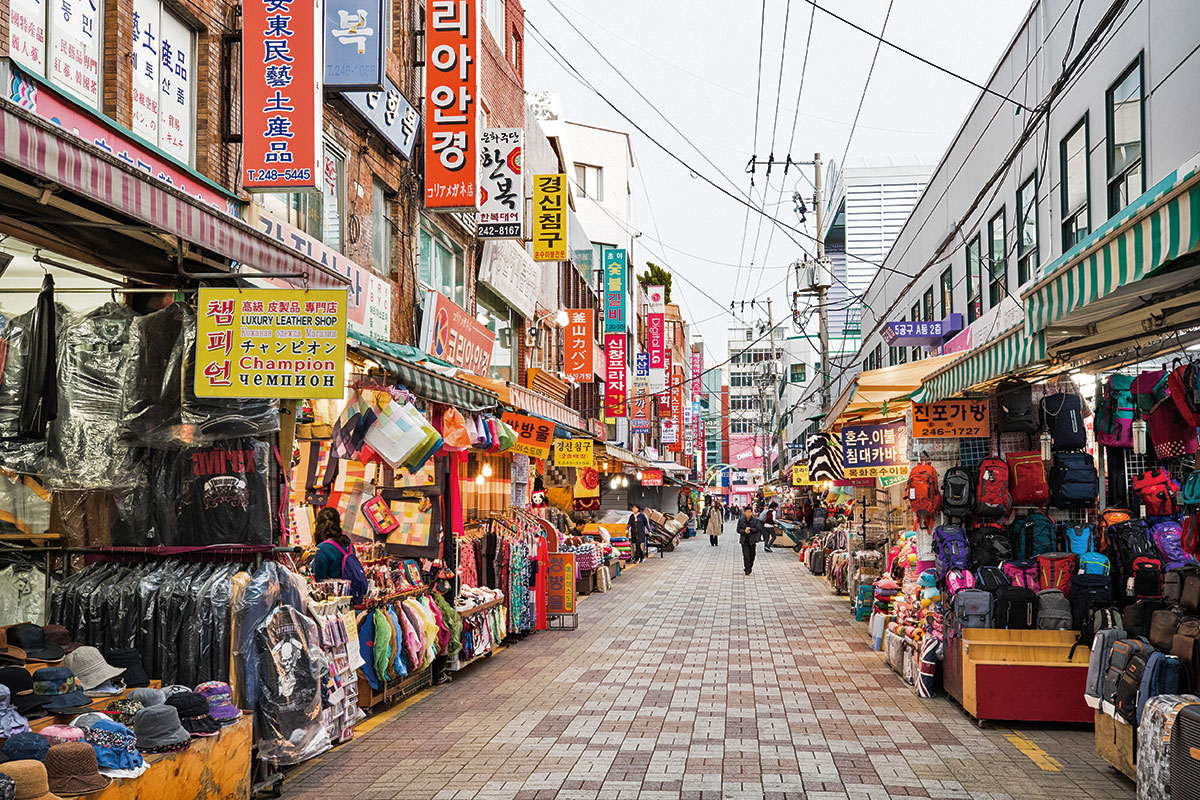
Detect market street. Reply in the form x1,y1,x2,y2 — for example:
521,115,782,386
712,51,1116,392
281,527,1132,800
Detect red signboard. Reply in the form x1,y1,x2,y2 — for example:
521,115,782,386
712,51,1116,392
641,469,663,487
242,0,322,190
419,290,495,375
424,0,479,210
659,352,673,413
629,386,650,433
564,308,593,383
647,285,665,369
604,332,627,417
546,552,575,614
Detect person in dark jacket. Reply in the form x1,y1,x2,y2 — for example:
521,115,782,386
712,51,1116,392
737,507,760,575
310,508,353,581
759,502,778,552
628,504,648,563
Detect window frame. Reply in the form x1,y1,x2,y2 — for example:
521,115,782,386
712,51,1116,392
371,178,395,276
418,216,466,307
1016,172,1038,285
988,207,1007,308
574,163,604,201
939,267,953,318
1106,53,1146,217
323,141,347,254
1060,113,1091,250
922,287,935,322
966,234,982,323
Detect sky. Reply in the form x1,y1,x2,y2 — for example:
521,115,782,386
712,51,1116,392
523,0,1034,367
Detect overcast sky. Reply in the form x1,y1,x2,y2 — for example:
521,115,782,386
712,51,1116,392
524,0,1033,365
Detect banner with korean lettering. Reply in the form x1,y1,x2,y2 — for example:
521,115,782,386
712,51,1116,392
501,411,553,459
841,421,910,480
633,353,649,388
419,290,495,375
533,174,567,260
692,400,701,446
324,0,384,90
478,128,523,239
604,333,627,417
668,380,684,453
195,288,347,398
553,438,592,468
682,404,693,452
629,386,651,433
690,352,701,400
243,0,322,190
661,419,677,445
424,0,478,210
912,400,990,439
658,353,673,413
546,552,575,614
564,309,593,383
792,464,816,486
603,249,626,333
647,284,666,391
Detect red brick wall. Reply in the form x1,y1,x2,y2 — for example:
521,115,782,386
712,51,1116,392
479,0,524,129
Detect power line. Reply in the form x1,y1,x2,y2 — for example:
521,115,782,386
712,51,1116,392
752,0,768,156
839,0,893,166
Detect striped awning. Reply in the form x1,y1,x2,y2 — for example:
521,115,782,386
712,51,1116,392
911,323,1047,404
349,337,499,411
1024,155,1200,335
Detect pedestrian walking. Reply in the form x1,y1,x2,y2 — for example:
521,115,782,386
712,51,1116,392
758,502,778,552
737,506,760,575
706,498,723,546
628,503,648,563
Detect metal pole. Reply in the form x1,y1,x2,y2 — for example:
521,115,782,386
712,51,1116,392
766,298,778,482
814,153,831,415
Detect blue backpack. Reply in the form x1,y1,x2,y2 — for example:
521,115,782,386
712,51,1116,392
1065,525,1094,556
323,540,370,603
1080,552,1111,576
1137,652,1183,725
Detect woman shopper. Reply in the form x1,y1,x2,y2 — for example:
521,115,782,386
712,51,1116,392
310,508,353,581
706,498,723,545
737,506,760,575
759,502,778,552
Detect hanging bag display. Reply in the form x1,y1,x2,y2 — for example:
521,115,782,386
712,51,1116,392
361,494,400,538
1048,452,1099,508
969,523,1012,567
1064,525,1094,555
363,396,430,470
996,378,1039,433
975,457,1011,517
906,461,941,525
940,466,975,519
1096,374,1136,448
1041,393,1087,451
933,524,970,580
1007,451,1049,506
1147,397,1199,460
1001,559,1040,591
1135,468,1181,516
440,407,474,451
1037,552,1079,596
1009,512,1058,559
1151,519,1198,571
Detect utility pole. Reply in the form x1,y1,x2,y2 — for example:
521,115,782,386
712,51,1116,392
765,298,778,483
814,153,830,416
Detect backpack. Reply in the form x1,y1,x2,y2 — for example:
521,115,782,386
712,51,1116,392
933,524,970,579
1179,471,1200,509
1070,573,1114,630
1084,626,1128,704
1103,638,1153,706
1041,393,1087,451
1132,369,1169,414
1009,512,1058,559
1122,599,1168,639
1135,468,1180,516
1037,552,1079,595
1036,589,1073,630
1131,556,1164,598
906,463,941,522
940,466,975,519
975,457,1011,517
1106,519,1156,599
1152,519,1198,570
1165,565,1200,605
1150,608,1182,651
1168,365,1200,427
1048,452,1099,508
969,523,1013,568
1096,374,1135,448
1137,652,1183,725
1098,507,1135,551
323,540,370,603
946,569,976,595
1079,552,1111,576
1001,559,1040,591
1007,451,1049,506
1185,512,1200,560
974,565,1010,593
1064,525,1094,555
1114,654,1148,722
996,378,1038,433
994,586,1038,629
952,589,994,630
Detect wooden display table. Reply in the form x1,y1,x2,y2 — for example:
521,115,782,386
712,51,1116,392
1094,709,1137,780
943,627,1092,724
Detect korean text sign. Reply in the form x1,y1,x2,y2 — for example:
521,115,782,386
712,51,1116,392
646,284,666,378
553,438,592,468
641,469,663,487
324,0,383,90
912,400,990,439
690,352,702,400
478,128,523,239
629,386,650,433
424,0,478,209
501,411,553,459
841,422,909,479
533,174,567,260
343,77,421,160
564,309,593,382
603,249,626,333
604,332,627,417
546,552,575,614
419,289,496,375
668,380,684,453
792,465,815,486
130,1,194,164
195,288,347,398
243,0,322,190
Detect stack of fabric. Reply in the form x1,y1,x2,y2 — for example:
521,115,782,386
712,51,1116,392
610,537,632,561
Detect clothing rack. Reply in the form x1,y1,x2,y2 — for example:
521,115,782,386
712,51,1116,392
354,583,432,610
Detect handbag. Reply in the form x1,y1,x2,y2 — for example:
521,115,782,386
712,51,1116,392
304,443,339,507
361,494,400,537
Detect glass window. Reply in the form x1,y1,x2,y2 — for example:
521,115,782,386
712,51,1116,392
873,344,883,370
939,267,953,318
789,363,806,383
966,235,982,323
1016,174,1038,285
480,0,504,44
988,208,1007,307
126,3,197,164
923,287,935,322
910,303,921,361
323,147,346,254
511,32,522,72
372,179,393,274
1061,115,1090,249
476,284,514,381
575,164,604,201
256,191,323,240
1107,57,1144,216
419,219,466,307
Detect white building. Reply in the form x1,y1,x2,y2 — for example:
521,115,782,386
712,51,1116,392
725,317,783,494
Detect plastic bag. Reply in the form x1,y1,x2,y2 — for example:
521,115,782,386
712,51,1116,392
0,307,64,474
497,420,518,451
253,605,331,765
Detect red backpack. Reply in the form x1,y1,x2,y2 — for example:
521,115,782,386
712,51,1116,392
1037,552,1079,596
1007,451,1049,506
906,463,941,522
975,457,1011,517
1134,468,1180,516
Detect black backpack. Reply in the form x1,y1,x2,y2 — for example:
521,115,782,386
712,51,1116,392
1106,520,1156,600
1068,600,1123,659
994,586,1038,629
974,565,1010,593
941,466,975,519
1122,598,1169,638
1069,573,1113,628
1041,393,1087,450
1049,452,1098,508
997,378,1039,433
969,523,1014,568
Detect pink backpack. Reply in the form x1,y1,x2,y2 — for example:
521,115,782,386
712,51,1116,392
1001,559,1040,591
946,569,976,595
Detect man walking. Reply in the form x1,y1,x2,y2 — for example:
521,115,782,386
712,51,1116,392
737,506,760,575
759,502,778,553
628,503,648,563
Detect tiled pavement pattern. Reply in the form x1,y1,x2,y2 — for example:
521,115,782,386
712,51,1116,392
283,522,1134,800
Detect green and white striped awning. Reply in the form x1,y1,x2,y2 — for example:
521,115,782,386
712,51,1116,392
910,323,1047,404
1024,156,1200,335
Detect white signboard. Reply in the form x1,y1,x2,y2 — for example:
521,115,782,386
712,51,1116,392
9,0,47,75
157,9,193,164
478,128,523,239
478,240,539,320
48,0,100,106
131,0,159,144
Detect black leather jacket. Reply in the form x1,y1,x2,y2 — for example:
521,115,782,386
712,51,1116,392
736,516,761,540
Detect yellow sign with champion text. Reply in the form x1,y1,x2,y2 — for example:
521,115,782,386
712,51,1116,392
912,400,991,439
195,288,348,399
553,438,593,468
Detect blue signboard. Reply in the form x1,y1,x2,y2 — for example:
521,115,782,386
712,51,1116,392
341,77,421,161
324,0,385,90
635,352,649,379
882,313,963,347
603,249,626,333
840,421,908,479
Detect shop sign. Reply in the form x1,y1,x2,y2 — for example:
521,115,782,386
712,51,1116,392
553,438,592,468
792,464,816,486
603,249,626,333
342,77,421,160
478,128,522,239
423,0,478,209
500,411,553,459
661,418,677,445
573,462,599,502
912,399,990,439
633,353,649,388
690,352,702,400
546,552,575,614
564,309,593,382
47,0,100,106
841,421,909,479
604,332,627,417
641,469,663,487
834,477,874,488
682,404,693,451
324,0,384,90
668,380,684,453
647,285,666,389
532,174,567,260
882,314,963,347
629,386,650,433
130,1,194,164
9,0,46,77
478,240,538,320
943,326,973,355
658,352,673,413
195,288,347,398
879,473,907,488
419,289,495,374
693,400,701,443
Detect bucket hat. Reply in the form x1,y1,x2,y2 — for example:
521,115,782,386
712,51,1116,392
0,669,43,717
6,626,61,664
65,714,104,732
1,734,49,764
0,686,30,737
29,670,90,716
0,630,26,667
0,760,62,800
159,685,190,699
38,630,80,658
165,693,219,737
194,682,242,724
43,744,109,797
82,720,144,779
100,699,141,728
60,650,122,694
0,773,13,800
132,705,190,754
36,729,82,748
98,651,147,689
125,688,163,709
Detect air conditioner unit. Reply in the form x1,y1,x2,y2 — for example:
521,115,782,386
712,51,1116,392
1170,704,1200,799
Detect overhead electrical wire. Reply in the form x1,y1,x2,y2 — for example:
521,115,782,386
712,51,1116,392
839,0,894,167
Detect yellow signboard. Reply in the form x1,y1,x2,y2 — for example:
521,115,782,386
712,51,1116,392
195,288,347,399
532,174,567,261
912,399,991,438
553,438,593,468
792,464,816,486
845,464,910,479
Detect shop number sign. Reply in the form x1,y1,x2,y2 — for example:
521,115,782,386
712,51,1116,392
546,552,575,614
841,421,909,479
501,411,553,459
912,400,990,438
195,288,347,399
792,465,816,486
553,438,592,468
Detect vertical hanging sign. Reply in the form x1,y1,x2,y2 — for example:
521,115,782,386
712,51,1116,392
646,284,666,393
659,351,673,413
604,333,627,417
243,0,322,190
603,249,626,333
424,0,479,210
478,128,523,238
533,174,567,260
564,309,593,383
690,352,702,401
668,380,684,453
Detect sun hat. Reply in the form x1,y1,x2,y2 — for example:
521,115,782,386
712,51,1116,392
0,630,26,667
5,626,61,664
82,720,144,779
43,744,109,797
38,630,80,658
159,685,190,698
0,760,62,800
164,693,219,737
132,705,190,754
36,729,82,748
0,772,13,800
194,682,242,724
1,734,49,764
98,652,147,689
0,669,42,718
125,688,164,709
60,650,122,694
29,670,90,716
0,686,30,737
100,700,142,728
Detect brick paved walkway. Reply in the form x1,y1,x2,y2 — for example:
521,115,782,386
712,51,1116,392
283,523,1133,800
